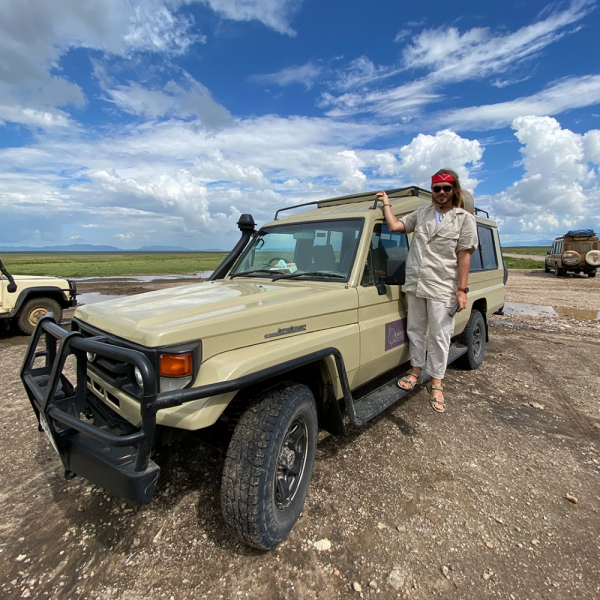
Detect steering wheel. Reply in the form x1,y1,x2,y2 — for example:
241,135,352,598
267,257,287,266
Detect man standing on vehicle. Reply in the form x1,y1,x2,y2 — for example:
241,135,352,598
376,169,478,412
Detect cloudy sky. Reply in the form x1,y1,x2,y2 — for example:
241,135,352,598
1,0,600,249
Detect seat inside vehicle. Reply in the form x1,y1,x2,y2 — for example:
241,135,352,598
312,244,337,271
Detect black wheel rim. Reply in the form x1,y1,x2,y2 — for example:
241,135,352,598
274,417,308,510
472,321,483,358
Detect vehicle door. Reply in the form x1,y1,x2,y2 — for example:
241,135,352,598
356,222,410,387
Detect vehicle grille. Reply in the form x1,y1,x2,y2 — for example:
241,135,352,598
73,321,155,398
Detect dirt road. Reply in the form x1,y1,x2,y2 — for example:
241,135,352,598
1,270,599,599
502,253,545,261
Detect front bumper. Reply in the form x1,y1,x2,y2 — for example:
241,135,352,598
20,314,352,503
21,314,161,502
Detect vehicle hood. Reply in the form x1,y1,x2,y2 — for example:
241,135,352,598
12,275,71,285
75,278,359,352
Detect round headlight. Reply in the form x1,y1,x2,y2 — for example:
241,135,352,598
134,367,144,390
561,250,579,266
87,352,96,362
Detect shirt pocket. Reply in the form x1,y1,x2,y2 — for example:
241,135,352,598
431,230,459,258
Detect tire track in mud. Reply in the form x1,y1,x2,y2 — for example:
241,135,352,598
516,335,600,441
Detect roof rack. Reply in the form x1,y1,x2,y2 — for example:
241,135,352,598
564,229,596,238
474,207,489,218
274,186,428,220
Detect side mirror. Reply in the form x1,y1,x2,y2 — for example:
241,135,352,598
385,258,406,286
7,282,17,293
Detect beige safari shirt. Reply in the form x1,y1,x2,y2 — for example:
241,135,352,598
399,204,478,304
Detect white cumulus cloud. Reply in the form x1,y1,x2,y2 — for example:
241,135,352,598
490,116,600,238
398,130,483,190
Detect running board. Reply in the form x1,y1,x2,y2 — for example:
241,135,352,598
350,344,468,426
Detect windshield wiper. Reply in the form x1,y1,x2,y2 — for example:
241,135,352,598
230,268,285,279
272,271,347,281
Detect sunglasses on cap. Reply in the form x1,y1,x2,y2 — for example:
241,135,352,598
432,185,453,193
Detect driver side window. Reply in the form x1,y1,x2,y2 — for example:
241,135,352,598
361,223,409,286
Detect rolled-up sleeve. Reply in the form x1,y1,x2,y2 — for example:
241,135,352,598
457,213,478,254
399,209,418,234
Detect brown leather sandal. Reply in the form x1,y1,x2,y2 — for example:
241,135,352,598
426,381,446,413
398,369,422,391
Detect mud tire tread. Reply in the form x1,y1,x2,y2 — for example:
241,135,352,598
220,382,317,550
457,309,486,370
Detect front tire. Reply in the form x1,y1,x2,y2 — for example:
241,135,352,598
17,297,62,335
221,382,318,550
457,310,486,370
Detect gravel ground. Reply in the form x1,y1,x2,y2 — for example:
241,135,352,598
1,269,599,600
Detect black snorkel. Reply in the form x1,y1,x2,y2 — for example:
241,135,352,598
0,258,17,293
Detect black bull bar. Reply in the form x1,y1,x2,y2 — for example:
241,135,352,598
20,314,353,503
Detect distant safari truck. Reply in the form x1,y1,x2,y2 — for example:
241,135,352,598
545,230,600,277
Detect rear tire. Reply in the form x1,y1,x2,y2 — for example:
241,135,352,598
554,266,563,277
503,261,509,285
221,382,318,550
589,270,597,278
457,310,486,370
17,297,62,335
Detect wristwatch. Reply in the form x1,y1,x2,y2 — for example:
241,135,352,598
458,286,469,293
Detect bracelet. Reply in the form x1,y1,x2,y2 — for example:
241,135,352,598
383,204,390,207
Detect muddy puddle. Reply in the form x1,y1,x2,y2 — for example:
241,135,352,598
76,292,124,305
503,301,600,321
74,271,213,282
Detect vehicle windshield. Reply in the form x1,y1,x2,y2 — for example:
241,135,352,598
230,219,363,281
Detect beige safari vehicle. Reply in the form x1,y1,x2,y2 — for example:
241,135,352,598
0,258,76,334
21,187,505,550
545,230,600,277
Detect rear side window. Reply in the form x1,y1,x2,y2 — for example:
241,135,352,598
470,225,498,272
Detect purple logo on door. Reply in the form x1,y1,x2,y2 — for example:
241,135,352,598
385,318,407,351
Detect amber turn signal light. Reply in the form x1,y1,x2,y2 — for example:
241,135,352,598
159,353,193,377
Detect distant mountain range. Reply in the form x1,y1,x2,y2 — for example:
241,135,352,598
0,244,227,252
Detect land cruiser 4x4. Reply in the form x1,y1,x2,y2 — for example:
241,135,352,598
544,230,600,277
0,258,76,334
21,187,505,550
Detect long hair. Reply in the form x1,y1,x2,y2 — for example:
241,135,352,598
433,168,464,209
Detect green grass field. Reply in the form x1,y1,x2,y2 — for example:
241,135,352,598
502,246,548,269
1,245,549,278
502,246,548,255
503,256,545,269
1,252,227,278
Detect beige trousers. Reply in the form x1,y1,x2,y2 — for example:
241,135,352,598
405,292,454,380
